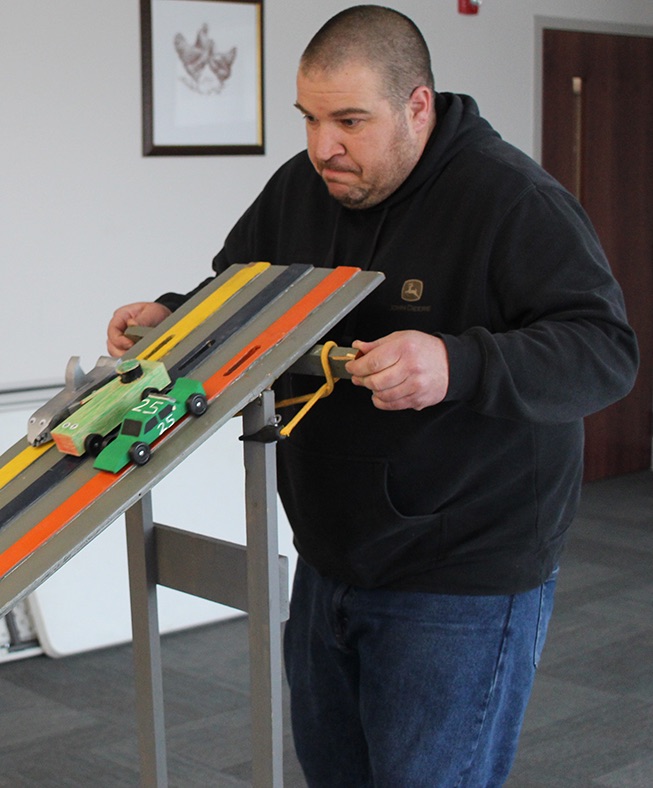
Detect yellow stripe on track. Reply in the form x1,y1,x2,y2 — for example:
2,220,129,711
0,262,270,492
138,262,270,361
0,444,52,491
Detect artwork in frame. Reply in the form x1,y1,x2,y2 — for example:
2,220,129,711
141,0,264,155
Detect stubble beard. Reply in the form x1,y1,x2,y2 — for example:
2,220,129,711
327,118,419,210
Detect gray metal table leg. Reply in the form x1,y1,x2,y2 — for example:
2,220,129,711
242,391,285,788
126,392,285,787
125,492,168,788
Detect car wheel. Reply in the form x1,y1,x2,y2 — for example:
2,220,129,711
85,433,104,457
129,442,151,466
186,393,208,416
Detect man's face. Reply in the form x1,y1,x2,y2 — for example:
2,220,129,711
295,63,425,209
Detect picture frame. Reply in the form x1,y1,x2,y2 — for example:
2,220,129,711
140,0,264,156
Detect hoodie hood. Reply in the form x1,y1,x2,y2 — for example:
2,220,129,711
321,93,500,272
368,93,501,212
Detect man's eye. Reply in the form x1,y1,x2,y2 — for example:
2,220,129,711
341,119,361,128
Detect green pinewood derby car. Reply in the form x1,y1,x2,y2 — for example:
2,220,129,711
93,377,208,473
51,359,172,457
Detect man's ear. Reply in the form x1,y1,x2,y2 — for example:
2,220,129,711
408,86,435,133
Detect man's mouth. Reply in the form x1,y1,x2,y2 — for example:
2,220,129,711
322,166,359,182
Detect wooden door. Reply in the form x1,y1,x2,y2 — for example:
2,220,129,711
542,29,653,481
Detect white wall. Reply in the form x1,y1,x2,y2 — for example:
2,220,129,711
1,0,652,654
3,0,652,390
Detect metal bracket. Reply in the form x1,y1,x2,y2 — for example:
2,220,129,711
239,406,285,443
239,424,286,444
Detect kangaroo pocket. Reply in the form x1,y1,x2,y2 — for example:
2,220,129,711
277,442,447,588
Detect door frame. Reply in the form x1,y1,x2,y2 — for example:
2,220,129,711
535,18,653,477
533,16,653,163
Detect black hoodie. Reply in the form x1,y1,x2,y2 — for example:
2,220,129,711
159,94,638,594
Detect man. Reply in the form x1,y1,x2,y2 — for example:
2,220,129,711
108,6,638,786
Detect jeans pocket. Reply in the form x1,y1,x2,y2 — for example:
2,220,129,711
533,565,559,668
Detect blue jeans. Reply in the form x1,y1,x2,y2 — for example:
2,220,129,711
284,558,558,787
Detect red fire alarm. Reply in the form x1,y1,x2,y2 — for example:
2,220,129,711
458,0,481,14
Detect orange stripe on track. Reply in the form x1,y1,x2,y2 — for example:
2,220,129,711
0,471,126,578
203,266,358,398
0,267,359,579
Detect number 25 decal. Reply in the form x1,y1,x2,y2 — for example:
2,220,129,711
156,415,175,436
133,399,160,416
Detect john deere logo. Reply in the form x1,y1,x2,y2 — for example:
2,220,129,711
401,279,423,302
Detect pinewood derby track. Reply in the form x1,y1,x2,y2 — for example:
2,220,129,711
0,263,383,617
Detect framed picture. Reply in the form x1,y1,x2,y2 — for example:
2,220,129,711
141,0,264,155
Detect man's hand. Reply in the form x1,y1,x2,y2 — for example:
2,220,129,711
345,331,449,411
106,302,171,357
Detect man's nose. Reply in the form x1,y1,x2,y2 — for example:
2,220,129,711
311,126,346,162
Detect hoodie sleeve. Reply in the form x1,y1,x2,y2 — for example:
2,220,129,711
153,197,262,311
442,184,639,423
152,167,271,311
155,152,319,311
